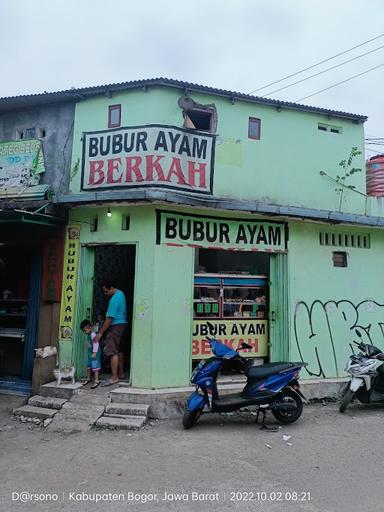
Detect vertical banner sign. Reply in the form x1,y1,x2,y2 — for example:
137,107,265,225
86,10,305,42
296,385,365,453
59,225,81,341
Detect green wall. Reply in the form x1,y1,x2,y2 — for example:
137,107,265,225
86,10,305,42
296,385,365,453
288,221,384,378
69,86,367,215
67,204,196,387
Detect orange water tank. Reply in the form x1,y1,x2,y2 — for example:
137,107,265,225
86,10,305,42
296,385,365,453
366,155,384,196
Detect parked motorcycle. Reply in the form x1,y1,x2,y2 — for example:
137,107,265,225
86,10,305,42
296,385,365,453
339,330,384,413
183,333,307,429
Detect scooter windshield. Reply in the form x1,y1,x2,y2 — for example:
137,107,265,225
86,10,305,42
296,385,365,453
210,338,238,359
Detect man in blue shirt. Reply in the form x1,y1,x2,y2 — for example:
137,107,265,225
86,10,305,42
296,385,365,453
94,280,128,385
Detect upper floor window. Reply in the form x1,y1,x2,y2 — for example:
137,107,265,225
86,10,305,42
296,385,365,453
183,108,216,133
16,127,42,140
248,117,261,140
108,104,121,128
318,123,342,134
24,127,36,139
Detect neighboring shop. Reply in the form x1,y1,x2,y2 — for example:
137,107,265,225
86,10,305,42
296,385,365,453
0,140,64,394
0,96,75,395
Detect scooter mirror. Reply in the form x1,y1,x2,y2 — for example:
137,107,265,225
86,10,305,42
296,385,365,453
206,321,216,336
240,342,253,350
355,329,362,338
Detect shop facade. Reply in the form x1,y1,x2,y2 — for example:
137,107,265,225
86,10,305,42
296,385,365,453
0,98,75,393
54,78,384,389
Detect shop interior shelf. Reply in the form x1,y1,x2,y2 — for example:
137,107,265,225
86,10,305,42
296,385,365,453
0,313,27,317
0,328,25,340
0,299,28,303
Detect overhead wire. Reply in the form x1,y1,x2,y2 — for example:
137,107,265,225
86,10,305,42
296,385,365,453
248,32,384,94
260,43,384,97
295,62,384,102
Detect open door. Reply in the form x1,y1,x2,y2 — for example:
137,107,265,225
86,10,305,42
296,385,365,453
269,253,289,361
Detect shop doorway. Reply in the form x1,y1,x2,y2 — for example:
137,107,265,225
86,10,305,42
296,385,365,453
92,245,136,377
0,245,41,384
192,249,270,369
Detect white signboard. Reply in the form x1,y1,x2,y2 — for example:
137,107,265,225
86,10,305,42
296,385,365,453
81,124,215,194
0,139,45,189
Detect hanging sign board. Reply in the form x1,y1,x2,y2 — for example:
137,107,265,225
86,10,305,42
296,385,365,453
156,211,287,252
81,124,215,194
192,319,268,359
59,225,81,341
0,139,45,189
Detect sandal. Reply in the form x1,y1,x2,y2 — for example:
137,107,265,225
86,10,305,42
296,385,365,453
81,379,91,386
101,379,119,387
91,381,100,389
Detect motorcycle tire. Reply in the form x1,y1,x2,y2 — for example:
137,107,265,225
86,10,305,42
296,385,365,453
271,388,303,424
182,408,202,429
339,388,354,413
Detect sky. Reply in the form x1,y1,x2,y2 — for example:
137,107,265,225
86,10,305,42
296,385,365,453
1,0,384,157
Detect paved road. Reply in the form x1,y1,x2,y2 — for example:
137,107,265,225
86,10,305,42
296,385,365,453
0,395,383,512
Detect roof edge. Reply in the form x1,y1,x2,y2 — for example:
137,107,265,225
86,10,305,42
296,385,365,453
0,77,367,122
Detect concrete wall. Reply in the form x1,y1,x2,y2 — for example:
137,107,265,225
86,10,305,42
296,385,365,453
0,102,75,195
288,220,384,378
69,86,366,214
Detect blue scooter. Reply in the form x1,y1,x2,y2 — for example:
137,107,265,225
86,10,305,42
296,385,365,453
183,334,307,429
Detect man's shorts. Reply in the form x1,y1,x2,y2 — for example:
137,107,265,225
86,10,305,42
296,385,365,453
104,324,128,357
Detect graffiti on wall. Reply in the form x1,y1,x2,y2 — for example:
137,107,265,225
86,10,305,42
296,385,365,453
294,300,384,377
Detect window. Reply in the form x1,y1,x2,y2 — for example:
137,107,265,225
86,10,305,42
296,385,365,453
333,251,347,267
183,108,215,132
90,216,98,233
15,129,24,140
318,122,342,134
121,215,130,231
108,104,121,128
248,117,261,140
319,231,370,249
24,127,36,139
37,128,46,139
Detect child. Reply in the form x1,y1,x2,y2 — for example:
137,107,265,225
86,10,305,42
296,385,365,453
80,319,101,389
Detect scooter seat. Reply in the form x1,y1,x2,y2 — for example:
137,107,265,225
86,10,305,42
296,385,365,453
245,362,295,380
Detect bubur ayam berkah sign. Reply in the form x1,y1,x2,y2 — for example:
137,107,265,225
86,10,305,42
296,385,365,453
81,124,214,194
156,211,287,252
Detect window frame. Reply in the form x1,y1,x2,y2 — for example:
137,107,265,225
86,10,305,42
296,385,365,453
108,104,122,129
248,117,261,140
332,251,348,268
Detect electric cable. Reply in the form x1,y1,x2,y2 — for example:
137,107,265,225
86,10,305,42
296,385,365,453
248,32,384,94
295,62,384,102
261,43,384,97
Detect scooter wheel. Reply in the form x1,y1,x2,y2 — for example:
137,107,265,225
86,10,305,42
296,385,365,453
271,388,303,424
339,389,354,413
182,408,202,429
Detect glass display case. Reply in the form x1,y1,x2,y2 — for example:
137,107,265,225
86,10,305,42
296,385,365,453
193,275,268,320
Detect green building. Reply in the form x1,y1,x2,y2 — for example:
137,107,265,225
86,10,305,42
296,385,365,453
56,78,384,389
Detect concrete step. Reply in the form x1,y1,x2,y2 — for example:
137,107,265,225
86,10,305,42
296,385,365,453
28,395,67,410
13,405,57,420
39,382,83,400
105,402,149,416
95,415,146,430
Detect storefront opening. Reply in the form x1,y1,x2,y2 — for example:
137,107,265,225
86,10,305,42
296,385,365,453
0,245,34,378
192,249,270,370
